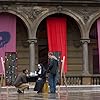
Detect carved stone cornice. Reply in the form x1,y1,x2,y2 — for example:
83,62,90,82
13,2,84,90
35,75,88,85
17,6,48,22
0,5,17,13
0,5,9,12
49,6,99,24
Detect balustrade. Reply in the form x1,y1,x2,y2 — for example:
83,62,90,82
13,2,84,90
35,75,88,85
65,75,100,85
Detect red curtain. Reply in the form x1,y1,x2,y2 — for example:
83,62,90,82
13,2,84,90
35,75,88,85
47,17,67,73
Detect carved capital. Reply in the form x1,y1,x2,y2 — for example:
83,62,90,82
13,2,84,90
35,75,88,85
28,39,37,44
80,39,90,44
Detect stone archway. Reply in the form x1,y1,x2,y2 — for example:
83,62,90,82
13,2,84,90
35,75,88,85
0,8,39,72
0,8,33,38
16,17,30,73
33,7,85,39
87,11,100,39
36,12,83,74
0,10,33,73
88,12,100,74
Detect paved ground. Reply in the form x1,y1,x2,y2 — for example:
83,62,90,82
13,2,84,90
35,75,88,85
1,85,100,100
1,90,100,100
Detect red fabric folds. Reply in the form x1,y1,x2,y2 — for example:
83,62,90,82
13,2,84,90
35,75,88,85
47,17,67,73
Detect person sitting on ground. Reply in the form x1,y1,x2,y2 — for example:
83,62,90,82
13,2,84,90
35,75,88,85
13,69,29,93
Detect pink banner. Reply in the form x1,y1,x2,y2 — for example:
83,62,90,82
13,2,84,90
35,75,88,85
97,19,100,72
0,13,16,74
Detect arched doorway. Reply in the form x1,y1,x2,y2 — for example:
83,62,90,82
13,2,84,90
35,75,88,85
0,12,30,85
36,13,82,74
16,17,29,73
89,20,99,74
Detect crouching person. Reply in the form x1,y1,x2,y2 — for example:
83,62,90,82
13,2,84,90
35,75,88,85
13,69,29,94
34,64,47,93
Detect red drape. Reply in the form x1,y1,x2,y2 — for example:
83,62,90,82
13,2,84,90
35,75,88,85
47,17,67,73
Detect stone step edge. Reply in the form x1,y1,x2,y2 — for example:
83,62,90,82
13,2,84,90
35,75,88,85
1,85,100,89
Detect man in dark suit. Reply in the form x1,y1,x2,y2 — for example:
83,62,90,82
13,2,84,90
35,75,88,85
14,69,29,93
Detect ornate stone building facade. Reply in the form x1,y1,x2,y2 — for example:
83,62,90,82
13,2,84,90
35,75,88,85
0,0,100,79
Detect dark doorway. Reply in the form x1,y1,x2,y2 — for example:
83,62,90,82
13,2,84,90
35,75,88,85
93,48,99,74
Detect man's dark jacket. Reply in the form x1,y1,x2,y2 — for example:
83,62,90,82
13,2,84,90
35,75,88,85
13,73,27,87
48,58,58,75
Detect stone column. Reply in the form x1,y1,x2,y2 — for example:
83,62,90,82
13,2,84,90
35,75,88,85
28,39,37,72
81,39,90,76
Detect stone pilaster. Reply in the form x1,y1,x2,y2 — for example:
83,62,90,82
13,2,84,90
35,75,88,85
28,39,37,72
81,39,90,76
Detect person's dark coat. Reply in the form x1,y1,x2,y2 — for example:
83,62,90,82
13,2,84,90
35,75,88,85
37,65,47,80
34,64,47,92
48,58,58,75
13,73,28,87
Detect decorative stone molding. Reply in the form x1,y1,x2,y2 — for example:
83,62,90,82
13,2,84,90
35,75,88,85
56,6,63,13
27,39,37,44
80,39,90,44
0,5,9,12
69,7,99,23
0,5,17,12
80,39,90,76
17,6,48,22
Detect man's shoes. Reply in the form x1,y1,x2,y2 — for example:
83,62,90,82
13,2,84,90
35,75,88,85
17,89,23,94
49,91,56,94
37,91,42,93
27,86,29,90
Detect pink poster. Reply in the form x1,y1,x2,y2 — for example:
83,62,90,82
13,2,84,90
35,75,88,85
0,13,16,74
